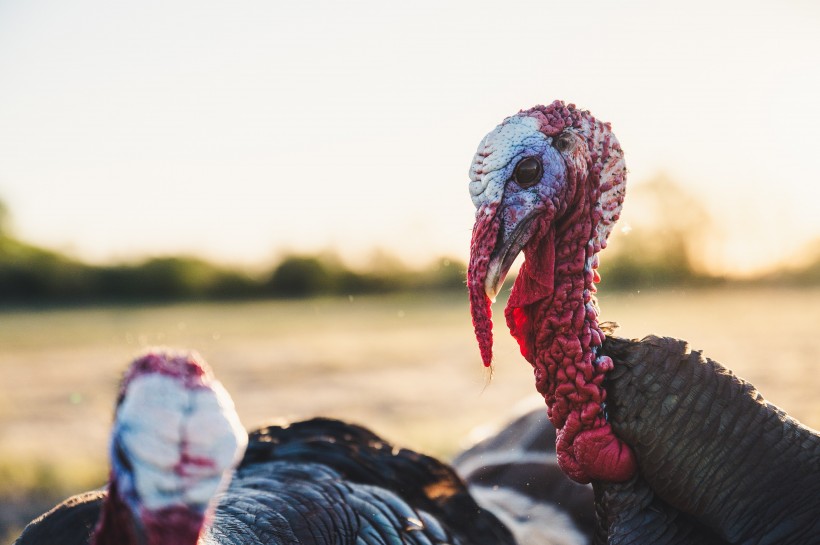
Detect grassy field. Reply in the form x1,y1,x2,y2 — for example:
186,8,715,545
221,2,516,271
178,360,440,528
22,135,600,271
2,287,819,542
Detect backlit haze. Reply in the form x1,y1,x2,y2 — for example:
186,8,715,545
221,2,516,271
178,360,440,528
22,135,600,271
1,0,818,276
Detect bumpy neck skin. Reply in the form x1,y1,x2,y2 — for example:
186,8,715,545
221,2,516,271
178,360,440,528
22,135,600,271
505,216,634,483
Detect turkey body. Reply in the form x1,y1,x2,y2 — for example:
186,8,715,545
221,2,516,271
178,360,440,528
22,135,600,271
15,418,515,545
595,335,820,544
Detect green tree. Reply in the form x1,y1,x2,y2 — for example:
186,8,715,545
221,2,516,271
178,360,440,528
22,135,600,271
266,255,337,297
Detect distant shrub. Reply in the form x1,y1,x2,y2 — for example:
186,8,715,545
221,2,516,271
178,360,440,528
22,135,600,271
262,254,467,299
0,237,96,302
599,233,704,289
597,175,724,290
266,255,337,297
95,257,259,301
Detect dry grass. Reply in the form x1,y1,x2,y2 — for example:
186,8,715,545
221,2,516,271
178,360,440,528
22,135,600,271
2,287,818,542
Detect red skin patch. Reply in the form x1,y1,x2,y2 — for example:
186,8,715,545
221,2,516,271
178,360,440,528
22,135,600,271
92,480,205,545
91,480,140,545
119,351,212,402
92,468,209,545
175,451,217,476
141,506,206,545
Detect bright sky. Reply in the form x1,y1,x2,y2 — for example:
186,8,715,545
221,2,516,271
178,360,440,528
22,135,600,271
0,0,818,274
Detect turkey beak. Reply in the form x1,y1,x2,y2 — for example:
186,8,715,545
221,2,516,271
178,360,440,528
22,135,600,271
484,211,537,301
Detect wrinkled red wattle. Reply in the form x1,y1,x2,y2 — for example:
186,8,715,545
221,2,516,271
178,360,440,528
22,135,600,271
504,237,636,484
470,207,635,483
467,204,501,367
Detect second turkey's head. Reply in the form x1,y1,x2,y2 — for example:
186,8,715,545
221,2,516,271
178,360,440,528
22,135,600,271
467,101,626,366
95,351,247,545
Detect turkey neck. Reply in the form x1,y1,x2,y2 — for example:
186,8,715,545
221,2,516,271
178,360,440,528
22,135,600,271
504,211,635,484
91,479,204,545
505,220,609,428
91,480,140,545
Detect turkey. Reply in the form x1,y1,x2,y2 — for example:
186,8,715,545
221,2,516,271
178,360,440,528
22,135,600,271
13,350,516,545
466,101,820,543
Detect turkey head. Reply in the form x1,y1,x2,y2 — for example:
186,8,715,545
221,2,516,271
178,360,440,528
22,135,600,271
467,101,634,484
92,351,247,545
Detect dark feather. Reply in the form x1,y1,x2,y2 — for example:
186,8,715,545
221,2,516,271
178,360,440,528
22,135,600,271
241,418,515,545
13,491,105,545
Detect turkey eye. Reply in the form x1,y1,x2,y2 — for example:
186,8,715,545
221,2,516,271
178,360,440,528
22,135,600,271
513,157,543,188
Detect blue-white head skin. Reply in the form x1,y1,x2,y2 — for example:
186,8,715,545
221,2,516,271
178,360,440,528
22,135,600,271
93,350,247,545
468,113,570,303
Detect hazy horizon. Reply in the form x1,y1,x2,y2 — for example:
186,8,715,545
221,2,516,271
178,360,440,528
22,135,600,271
1,1,818,275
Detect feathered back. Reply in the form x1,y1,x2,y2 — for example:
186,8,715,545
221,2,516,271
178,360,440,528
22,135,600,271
243,418,516,545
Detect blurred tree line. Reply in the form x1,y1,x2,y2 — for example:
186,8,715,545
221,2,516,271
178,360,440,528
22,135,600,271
0,201,466,304
2,178,819,306
0,242,466,306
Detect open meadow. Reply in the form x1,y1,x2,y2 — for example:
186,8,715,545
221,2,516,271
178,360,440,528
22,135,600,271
2,287,819,541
